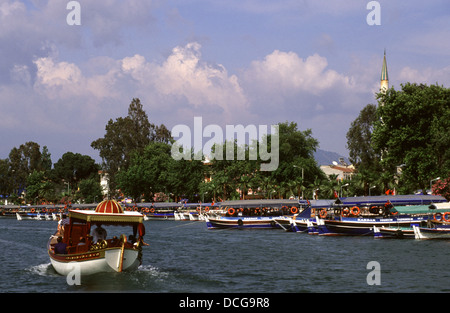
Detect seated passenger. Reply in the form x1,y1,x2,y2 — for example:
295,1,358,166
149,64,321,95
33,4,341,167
54,236,67,254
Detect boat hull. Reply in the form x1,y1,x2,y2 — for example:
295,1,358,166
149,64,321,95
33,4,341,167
49,247,141,276
144,213,174,220
318,216,427,236
206,216,281,229
413,225,450,240
291,218,318,234
373,226,416,239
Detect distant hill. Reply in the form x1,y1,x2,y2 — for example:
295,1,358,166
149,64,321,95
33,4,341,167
314,149,350,166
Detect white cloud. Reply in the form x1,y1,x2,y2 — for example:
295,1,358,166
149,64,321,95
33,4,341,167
244,50,354,96
398,66,450,86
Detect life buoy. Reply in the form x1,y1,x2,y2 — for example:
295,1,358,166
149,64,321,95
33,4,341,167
196,207,201,212
133,206,138,211
150,208,155,213
341,207,350,217
351,206,360,216
319,209,327,219
144,208,149,213
228,208,235,216
434,213,442,221
443,212,450,222
30,208,35,213
42,208,47,213
290,207,298,214
205,207,210,212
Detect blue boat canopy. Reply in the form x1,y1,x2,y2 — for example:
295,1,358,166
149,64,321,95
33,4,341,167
335,195,447,207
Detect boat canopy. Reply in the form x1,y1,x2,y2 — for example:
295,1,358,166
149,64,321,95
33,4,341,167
335,195,447,207
69,200,143,225
391,203,450,215
219,199,300,208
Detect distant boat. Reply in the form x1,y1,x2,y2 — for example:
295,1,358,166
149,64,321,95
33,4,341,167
47,199,147,276
205,199,300,229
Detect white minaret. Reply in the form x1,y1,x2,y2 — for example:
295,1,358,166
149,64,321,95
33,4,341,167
380,50,389,93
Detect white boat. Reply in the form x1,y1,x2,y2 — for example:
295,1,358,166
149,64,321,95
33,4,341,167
47,200,147,276
413,224,450,240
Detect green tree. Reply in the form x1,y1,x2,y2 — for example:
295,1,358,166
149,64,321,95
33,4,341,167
26,170,56,204
373,83,450,193
91,98,172,194
8,141,43,195
346,104,382,195
116,142,203,202
53,152,99,191
268,122,325,198
78,177,103,203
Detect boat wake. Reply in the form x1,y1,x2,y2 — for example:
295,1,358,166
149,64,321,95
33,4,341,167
137,264,170,280
26,262,58,277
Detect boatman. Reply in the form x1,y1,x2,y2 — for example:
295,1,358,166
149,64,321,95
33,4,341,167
91,223,107,243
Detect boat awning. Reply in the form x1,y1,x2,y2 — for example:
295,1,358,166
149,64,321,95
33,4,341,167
391,204,450,215
335,195,447,206
219,199,300,208
69,210,144,224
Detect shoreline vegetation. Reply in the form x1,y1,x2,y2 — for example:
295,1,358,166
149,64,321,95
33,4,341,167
1,83,449,206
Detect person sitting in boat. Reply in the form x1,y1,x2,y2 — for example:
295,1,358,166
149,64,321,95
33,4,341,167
91,224,107,243
54,236,67,254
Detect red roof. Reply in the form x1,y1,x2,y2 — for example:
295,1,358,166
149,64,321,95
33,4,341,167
95,200,124,214
331,165,355,173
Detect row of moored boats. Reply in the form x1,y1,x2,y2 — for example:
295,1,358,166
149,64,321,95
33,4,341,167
3,194,450,240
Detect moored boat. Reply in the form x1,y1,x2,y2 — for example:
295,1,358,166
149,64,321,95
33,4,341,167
47,199,147,276
205,199,301,229
413,225,450,239
372,225,417,239
314,196,448,236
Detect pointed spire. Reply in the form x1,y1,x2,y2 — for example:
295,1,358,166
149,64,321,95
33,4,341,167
380,49,389,93
381,49,388,81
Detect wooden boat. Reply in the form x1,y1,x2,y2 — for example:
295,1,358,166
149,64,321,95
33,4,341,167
205,199,300,229
47,200,146,276
413,219,450,239
315,196,448,236
372,225,417,239
413,225,450,239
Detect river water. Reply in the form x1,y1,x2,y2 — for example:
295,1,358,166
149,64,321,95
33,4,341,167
0,218,449,293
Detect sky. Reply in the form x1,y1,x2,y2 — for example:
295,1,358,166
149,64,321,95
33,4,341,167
1,0,449,164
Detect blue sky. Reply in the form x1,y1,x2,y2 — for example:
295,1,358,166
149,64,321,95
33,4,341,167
1,0,449,163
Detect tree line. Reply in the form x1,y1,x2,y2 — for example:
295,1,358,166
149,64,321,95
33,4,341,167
2,83,449,205
0,142,102,204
